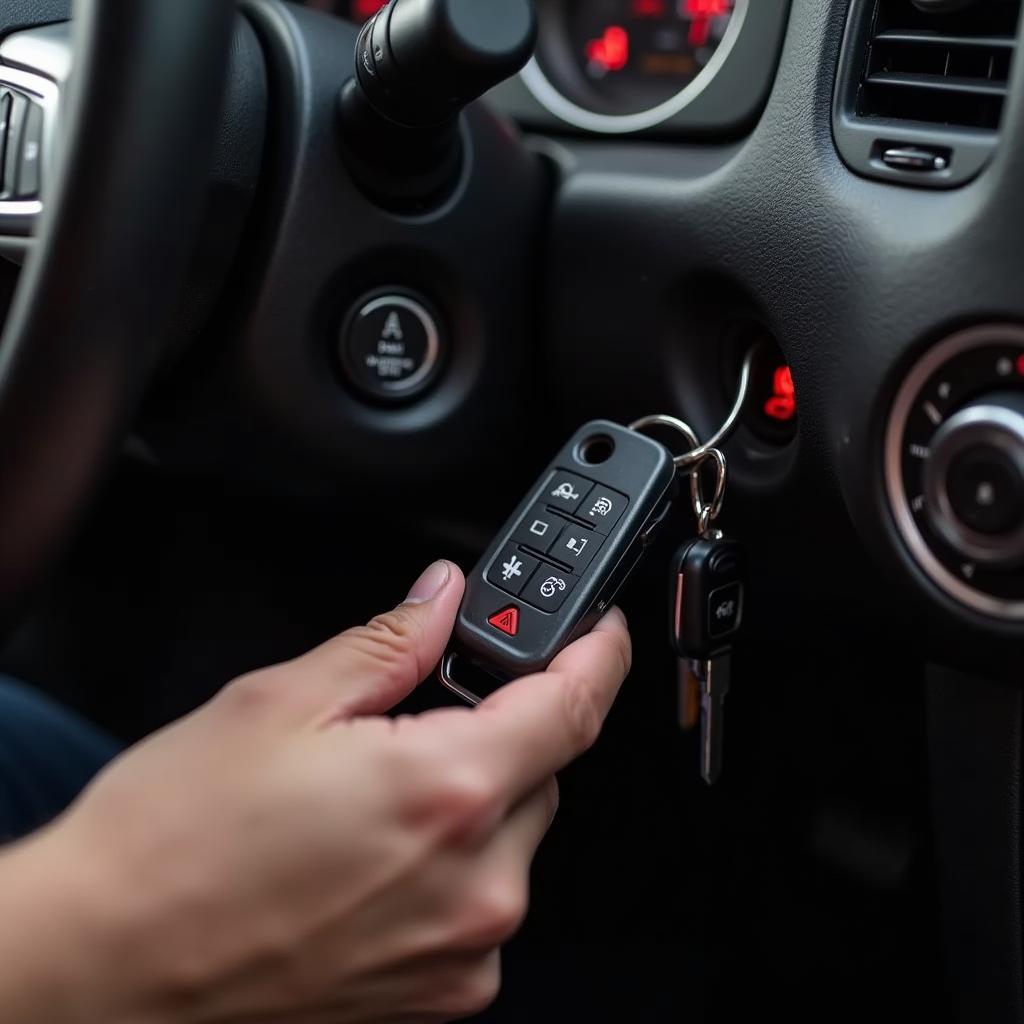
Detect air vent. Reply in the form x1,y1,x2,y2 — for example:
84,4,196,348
833,0,1023,188
858,0,1020,130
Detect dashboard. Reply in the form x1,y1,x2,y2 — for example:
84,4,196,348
296,0,791,136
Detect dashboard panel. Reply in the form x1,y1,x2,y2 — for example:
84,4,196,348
299,0,792,137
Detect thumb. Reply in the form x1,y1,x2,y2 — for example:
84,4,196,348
242,560,465,726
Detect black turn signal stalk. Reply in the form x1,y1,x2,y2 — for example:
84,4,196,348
339,0,537,211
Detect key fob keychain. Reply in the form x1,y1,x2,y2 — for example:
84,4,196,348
440,420,677,704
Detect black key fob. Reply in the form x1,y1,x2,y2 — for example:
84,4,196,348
441,420,676,704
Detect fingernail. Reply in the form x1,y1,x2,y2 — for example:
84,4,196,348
405,560,451,604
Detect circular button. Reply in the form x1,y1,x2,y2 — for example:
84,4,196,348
340,292,443,400
946,445,1024,536
922,395,1024,566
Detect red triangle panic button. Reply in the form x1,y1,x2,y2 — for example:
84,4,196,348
488,606,520,637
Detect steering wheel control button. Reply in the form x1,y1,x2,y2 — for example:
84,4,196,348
510,504,565,554
1,91,27,197
546,470,594,515
946,446,1024,536
486,544,540,597
886,325,1024,619
340,292,443,401
16,100,43,198
522,566,577,613
549,525,603,573
487,606,520,637
579,485,628,534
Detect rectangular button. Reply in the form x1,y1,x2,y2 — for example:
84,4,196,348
521,564,577,613
0,93,11,196
510,504,565,555
2,92,28,198
17,101,43,198
485,543,539,597
544,470,594,515
577,484,628,534
548,524,603,573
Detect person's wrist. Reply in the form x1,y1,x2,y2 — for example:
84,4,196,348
0,823,166,1024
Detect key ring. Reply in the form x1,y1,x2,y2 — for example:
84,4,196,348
690,447,726,535
626,413,727,533
673,347,755,471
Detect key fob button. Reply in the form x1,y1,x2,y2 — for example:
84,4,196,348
579,486,628,534
510,504,565,555
486,544,540,596
522,566,577,612
549,525,603,573
546,470,594,514
707,582,743,639
487,606,521,637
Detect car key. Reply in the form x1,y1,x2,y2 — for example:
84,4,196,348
670,453,746,785
440,420,677,705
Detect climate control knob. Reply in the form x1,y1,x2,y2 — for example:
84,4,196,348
885,324,1024,620
922,394,1024,565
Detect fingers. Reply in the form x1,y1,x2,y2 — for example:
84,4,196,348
447,608,631,806
224,561,466,727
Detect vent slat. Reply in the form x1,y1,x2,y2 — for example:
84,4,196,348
856,0,1021,130
875,30,1017,50
866,71,1009,98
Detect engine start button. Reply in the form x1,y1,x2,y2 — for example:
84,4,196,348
340,291,443,400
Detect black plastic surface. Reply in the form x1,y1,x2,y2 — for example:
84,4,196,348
356,0,536,127
449,420,675,695
927,664,1024,1024
0,0,236,621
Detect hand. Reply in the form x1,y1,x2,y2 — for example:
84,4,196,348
0,560,631,1024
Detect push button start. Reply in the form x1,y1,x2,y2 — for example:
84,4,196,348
340,291,443,400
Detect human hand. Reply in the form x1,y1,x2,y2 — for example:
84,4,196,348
0,560,631,1024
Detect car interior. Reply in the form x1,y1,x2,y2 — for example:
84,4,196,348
1,0,1022,1020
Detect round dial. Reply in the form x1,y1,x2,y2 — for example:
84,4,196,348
523,0,745,133
886,325,1024,620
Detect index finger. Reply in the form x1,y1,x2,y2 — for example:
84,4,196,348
465,607,631,804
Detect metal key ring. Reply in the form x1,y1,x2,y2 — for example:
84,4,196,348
673,347,756,471
628,413,701,459
690,447,727,533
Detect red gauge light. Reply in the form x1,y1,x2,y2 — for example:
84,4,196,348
764,366,796,422
352,0,387,21
1017,353,1024,377
683,0,732,48
586,25,630,73
633,0,668,16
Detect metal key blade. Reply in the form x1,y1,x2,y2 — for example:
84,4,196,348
697,653,731,786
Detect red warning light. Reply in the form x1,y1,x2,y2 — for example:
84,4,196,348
1017,353,1024,377
764,365,797,423
586,26,630,73
633,0,667,16
488,607,520,637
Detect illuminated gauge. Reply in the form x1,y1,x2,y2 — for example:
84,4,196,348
522,0,747,133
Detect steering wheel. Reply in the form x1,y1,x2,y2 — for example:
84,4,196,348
0,0,234,620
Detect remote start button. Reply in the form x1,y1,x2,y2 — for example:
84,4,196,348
521,566,577,612
340,291,443,400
